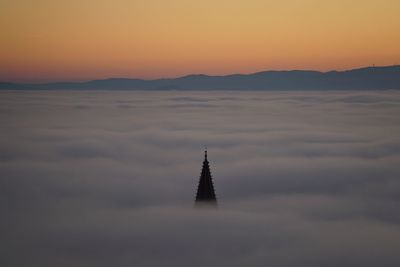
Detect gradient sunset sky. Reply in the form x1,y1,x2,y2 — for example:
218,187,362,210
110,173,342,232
1,0,400,82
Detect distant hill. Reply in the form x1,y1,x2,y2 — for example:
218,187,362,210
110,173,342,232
1,65,400,90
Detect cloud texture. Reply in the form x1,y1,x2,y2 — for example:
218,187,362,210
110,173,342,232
1,90,400,266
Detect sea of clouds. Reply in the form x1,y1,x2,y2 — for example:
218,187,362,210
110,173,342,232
1,90,400,267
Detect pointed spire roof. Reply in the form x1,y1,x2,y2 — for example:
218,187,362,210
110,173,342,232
195,148,217,206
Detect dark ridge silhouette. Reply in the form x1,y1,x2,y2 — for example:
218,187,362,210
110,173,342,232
0,82,32,90
1,65,400,90
195,149,217,208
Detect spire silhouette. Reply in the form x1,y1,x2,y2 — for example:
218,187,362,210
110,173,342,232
195,148,217,207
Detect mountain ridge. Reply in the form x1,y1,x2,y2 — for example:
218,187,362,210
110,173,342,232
1,65,400,90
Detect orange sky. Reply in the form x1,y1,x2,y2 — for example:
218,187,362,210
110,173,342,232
1,0,400,82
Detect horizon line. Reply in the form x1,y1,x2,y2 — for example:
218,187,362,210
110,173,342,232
2,64,399,85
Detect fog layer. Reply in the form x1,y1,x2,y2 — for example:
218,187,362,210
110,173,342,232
1,91,400,266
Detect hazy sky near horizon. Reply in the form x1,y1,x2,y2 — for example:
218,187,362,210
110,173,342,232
1,0,400,82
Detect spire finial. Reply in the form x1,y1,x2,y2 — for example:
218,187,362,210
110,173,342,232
204,146,207,160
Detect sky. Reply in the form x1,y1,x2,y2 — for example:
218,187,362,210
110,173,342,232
1,0,400,82
1,91,400,266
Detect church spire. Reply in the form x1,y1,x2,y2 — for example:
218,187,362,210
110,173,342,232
195,148,217,207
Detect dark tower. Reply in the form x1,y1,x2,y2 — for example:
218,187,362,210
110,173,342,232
195,149,217,207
